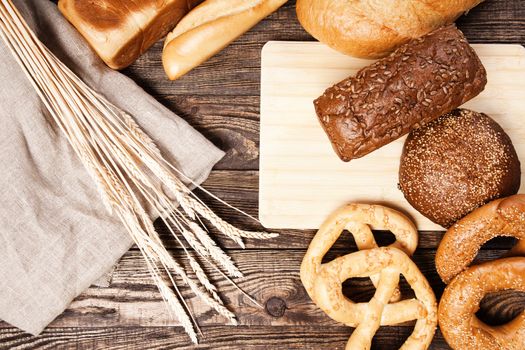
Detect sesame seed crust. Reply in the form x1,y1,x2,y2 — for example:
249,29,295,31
436,195,525,349
438,257,525,350
314,24,487,162
399,109,521,228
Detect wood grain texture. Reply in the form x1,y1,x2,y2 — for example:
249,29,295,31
166,96,261,170
1,249,523,329
2,1,524,349
119,0,524,171
122,0,525,99
0,326,452,350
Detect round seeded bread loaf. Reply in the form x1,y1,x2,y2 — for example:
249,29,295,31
399,109,521,228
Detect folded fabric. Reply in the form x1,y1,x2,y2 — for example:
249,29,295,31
0,0,224,335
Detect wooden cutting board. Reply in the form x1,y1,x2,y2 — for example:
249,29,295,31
259,41,525,230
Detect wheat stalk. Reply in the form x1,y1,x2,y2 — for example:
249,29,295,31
0,0,278,343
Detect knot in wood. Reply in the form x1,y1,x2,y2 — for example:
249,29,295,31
265,297,287,318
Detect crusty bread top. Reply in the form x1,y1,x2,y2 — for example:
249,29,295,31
296,0,484,58
165,0,278,47
314,25,487,162
60,0,193,32
162,0,287,80
63,1,160,30
59,0,199,69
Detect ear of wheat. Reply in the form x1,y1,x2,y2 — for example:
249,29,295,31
0,0,277,342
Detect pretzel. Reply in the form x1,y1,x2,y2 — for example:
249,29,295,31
438,257,525,350
301,204,437,350
436,194,525,284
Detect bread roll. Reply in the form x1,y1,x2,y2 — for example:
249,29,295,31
162,0,288,80
296,0,483,58
314,25,486,162
399,109,521,228
58,0,202,69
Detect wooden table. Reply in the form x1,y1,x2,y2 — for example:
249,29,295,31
1,1,525,349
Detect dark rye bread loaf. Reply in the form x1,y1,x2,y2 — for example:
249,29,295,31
399,109,521,228
314,25,487,162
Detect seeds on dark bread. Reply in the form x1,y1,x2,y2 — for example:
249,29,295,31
314,25,487,162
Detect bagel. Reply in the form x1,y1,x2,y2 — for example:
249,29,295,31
436,194,525,284
438,257,525,350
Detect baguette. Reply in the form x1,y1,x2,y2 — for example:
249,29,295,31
162,0,287,80
314,25,487,162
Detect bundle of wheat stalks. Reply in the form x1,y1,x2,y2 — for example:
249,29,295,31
0,0,277,342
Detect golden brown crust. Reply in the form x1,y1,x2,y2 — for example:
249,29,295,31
162,0,287,80
436,194,525,284
438,258,525,350
300,204,437,350
296,0,483,58
58,0,200,69
436,195,525,349
64,1,149,30
400,109,521,228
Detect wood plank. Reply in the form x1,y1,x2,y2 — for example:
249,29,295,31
164,95,260,170
43,1,525,174
0,325,451,350
1,248,523,350
0,249,519,329
120,1,525,174
45,2,525,173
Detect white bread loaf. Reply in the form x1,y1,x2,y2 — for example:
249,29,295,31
162,0,288,80
59,0,202,69
296,0,484,59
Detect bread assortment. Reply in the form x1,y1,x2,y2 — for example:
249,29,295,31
436,195,525,349
58,0,286,75
163,0,288,80
314,25,486,162
400,109,521,228
296,0,483,59
58,0,202,69
57,0,525,348
304,5,523,346
300,204,437,350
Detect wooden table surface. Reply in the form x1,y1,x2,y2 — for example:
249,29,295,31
2,1,525,349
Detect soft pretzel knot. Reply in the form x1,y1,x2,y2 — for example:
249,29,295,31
436,194,525,350
300,204,437,350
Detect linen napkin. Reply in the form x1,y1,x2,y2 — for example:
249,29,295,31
0,0,224,335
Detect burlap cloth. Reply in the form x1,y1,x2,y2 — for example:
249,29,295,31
0,0,224,335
